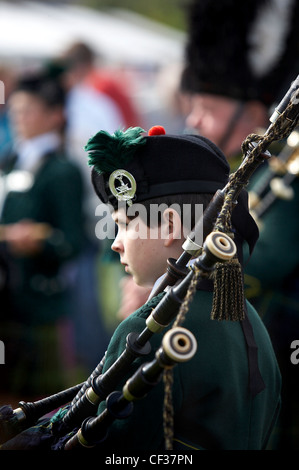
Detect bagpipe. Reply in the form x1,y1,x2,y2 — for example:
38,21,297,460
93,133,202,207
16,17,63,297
1,74,299,451
63,326,198,450
249,128,299,226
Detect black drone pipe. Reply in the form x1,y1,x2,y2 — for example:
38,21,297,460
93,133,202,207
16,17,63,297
64,326,197,450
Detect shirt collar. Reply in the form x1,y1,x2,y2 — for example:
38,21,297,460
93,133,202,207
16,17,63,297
15,131,61,171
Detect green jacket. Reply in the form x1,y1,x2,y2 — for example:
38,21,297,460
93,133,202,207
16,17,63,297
0,151,84,325
95,287,281,451
244,167,299,322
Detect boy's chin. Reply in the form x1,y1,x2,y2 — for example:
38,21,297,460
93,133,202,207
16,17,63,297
133,277,152,290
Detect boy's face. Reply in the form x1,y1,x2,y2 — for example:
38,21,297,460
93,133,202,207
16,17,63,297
8,91,64,139
111,206,183,288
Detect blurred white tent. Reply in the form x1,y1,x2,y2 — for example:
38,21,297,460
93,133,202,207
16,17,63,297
0,1,185,68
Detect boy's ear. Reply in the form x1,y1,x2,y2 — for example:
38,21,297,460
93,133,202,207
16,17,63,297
162,208,182,247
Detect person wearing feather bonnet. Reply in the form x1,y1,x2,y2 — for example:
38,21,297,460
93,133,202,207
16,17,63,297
181,0,299,449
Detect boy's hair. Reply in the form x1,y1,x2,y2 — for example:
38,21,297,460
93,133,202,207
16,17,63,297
126,193,212,228
183,0,299,107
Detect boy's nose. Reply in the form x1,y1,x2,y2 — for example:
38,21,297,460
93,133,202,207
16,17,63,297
111,236,123,253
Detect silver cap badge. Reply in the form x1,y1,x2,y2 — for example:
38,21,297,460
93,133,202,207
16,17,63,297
108,169,137,206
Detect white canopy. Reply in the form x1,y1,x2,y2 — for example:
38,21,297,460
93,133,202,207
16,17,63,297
0,1,186,68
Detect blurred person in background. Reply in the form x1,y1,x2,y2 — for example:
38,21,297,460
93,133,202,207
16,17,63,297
56,42,147,355
0,69,84,401
181,0,298,168
58,41,125,236
55,42,128,366
181,0,299,449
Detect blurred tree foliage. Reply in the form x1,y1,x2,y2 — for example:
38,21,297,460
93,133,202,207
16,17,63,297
78,0,189,31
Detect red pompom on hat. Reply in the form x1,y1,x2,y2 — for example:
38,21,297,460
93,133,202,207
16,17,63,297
148,125,166,136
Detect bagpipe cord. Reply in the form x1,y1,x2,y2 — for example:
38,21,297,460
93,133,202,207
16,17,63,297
163,265,202,450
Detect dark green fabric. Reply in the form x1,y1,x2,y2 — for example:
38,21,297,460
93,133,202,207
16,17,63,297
0,417,55,450
245,178,299,301
95,290,281,450
1,321,77,396
244,161,299,328
0,152,84,324
244,162,299,449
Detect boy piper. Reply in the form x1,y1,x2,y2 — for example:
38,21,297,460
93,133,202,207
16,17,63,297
0,125,281,451
84,125,281,450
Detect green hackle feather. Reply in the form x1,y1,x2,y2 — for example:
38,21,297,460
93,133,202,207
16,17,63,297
85,127,146,174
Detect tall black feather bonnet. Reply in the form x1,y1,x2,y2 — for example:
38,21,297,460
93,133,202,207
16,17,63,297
182,0,299,107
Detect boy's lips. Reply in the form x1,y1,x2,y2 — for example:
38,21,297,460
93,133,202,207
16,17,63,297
121,261,129,272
